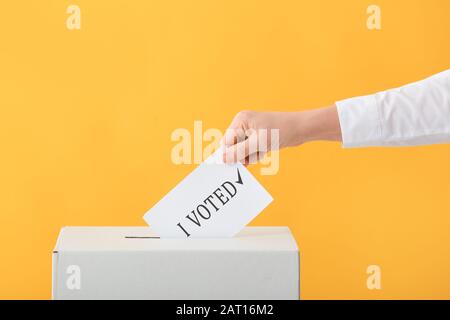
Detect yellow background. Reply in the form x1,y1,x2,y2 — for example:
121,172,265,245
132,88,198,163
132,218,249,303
0,0,449,299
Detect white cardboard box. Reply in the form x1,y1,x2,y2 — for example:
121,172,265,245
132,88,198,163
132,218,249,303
52,226,299,300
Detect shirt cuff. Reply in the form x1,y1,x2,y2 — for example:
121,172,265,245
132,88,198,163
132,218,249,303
336,94,382,148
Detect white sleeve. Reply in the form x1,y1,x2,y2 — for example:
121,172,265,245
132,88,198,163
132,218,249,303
336,69,450,147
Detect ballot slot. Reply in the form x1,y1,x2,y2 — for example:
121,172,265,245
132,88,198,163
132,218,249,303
124,236,160,239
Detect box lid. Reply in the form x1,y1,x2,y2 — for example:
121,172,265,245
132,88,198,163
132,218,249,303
53,226,298,252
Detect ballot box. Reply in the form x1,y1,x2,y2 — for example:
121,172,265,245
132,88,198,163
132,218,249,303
52,226,299,300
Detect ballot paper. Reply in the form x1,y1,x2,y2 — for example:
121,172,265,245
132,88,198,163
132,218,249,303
143,149,273,238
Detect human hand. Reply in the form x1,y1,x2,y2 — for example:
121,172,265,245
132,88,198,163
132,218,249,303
221,106,341,164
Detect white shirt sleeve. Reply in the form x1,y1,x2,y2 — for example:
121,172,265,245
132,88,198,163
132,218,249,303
336,69,450,147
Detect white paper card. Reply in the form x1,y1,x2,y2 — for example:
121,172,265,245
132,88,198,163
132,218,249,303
143,149,273,238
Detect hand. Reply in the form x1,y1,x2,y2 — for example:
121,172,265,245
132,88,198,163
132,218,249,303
222,106,342,164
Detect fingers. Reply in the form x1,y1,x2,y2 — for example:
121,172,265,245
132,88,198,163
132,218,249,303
223,150,266,166
244,152,267,165
222,130,266,164
220,111,254,146
223,134,253,163
222,127,246,147
222,111,268,165
249,151,267,163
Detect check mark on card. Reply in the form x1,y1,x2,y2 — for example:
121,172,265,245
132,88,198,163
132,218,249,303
143,150,273,238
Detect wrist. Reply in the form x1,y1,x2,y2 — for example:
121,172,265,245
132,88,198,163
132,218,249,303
294,105,342,144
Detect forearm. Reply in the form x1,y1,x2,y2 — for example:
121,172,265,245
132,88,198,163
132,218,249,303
292,105,342,145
